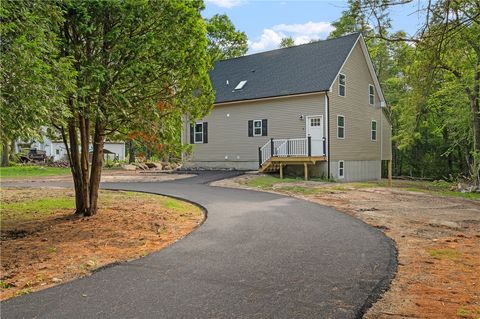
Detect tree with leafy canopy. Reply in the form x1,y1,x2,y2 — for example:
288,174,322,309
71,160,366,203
279,37,295,48
362,0,480,184
330,0,479,184
51,0,214,216
0,0,73,166
125,12,247,164
328,0,372,39
205,14,248,62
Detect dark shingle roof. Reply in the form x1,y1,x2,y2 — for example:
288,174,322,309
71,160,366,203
210,33,360,104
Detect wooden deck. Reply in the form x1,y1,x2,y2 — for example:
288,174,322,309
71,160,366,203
259,156,327,180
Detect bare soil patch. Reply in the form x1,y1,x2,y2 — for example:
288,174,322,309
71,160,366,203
0,187,203,300
214,175,480,319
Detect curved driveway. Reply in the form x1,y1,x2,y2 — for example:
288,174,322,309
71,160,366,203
1,171,396,318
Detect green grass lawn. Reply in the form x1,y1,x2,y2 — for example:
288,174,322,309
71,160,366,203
0,189,200,222
243,175,480,200
1,197,76,220
0,166,70,178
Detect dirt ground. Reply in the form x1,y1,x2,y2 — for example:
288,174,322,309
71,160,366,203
214,175,480,319
0,188,203,300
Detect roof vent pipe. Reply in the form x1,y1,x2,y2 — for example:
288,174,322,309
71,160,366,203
226,80,229,86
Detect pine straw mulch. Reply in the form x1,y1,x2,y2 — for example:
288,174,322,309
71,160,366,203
0,187,203,300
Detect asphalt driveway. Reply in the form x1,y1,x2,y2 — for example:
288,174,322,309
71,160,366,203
1,171,396,318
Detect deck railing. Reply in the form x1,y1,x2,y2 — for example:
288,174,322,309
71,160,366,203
258,137,326,166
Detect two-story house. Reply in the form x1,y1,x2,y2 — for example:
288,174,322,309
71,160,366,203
182,33,392,182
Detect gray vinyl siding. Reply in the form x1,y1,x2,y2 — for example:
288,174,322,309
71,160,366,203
381,115,392,160
330,160,381,181
184,93,325,163
329,41,389,162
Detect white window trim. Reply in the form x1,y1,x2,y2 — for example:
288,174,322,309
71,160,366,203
194,122,204,144
253,119,263,137
338,160,345,179
337,115,345,139
369,84,375,105
371,120,377,142
338,73,346,97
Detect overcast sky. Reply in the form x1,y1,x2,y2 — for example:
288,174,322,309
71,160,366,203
203,0,426,53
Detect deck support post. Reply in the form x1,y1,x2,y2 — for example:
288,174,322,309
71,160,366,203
307,136,312,157
279,163,284,179
258,147,262,168
270,138,274,157
322,137,326,156
304,163,308,181
387,159,392,187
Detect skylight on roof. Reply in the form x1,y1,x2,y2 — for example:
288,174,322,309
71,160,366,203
234,80,247,90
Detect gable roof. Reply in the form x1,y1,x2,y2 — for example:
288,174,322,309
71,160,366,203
210,32,368,104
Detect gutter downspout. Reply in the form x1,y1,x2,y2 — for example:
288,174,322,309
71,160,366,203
325,92,330,179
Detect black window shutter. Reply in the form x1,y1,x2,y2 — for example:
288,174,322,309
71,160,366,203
262,119,268,136
248,120,253,137
203,122,208,144
190,124,194,144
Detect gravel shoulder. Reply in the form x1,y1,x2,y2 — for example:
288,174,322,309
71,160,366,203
213,174,480,319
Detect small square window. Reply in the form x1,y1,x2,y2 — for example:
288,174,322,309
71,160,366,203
339,74,346,97
310,118,321,126
371,120,377,141
55,149,60,155
253,120,262,136
194,123,204,143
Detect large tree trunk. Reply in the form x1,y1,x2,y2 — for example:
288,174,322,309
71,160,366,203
1,142,9,167
469,61,480,185
9,140,16,162
67,115,89,215
128,139,135,164
471,95,480,154
87,119,104,216
78,113,90,213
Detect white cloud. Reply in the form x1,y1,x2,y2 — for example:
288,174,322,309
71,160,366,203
293,35,314,45
206,0,246,8
249,21,334,53
272,21,334,35
248,29,285,51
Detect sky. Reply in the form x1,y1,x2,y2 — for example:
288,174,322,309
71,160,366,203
203,0,427,53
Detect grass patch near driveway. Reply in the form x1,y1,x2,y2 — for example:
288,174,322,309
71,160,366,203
1,196,75,220
0,187,204,301
427,248,461,260
0,166,70,178
242,175,480,200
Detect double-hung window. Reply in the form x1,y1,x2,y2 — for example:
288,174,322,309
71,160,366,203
337,115,345,139
339,74,346,96
369,84,375,105
248,119,267,137
190,122,208,144
253,120,262,136
371,120,377,141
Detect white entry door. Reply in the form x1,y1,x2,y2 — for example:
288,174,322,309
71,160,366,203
306,115,324,156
